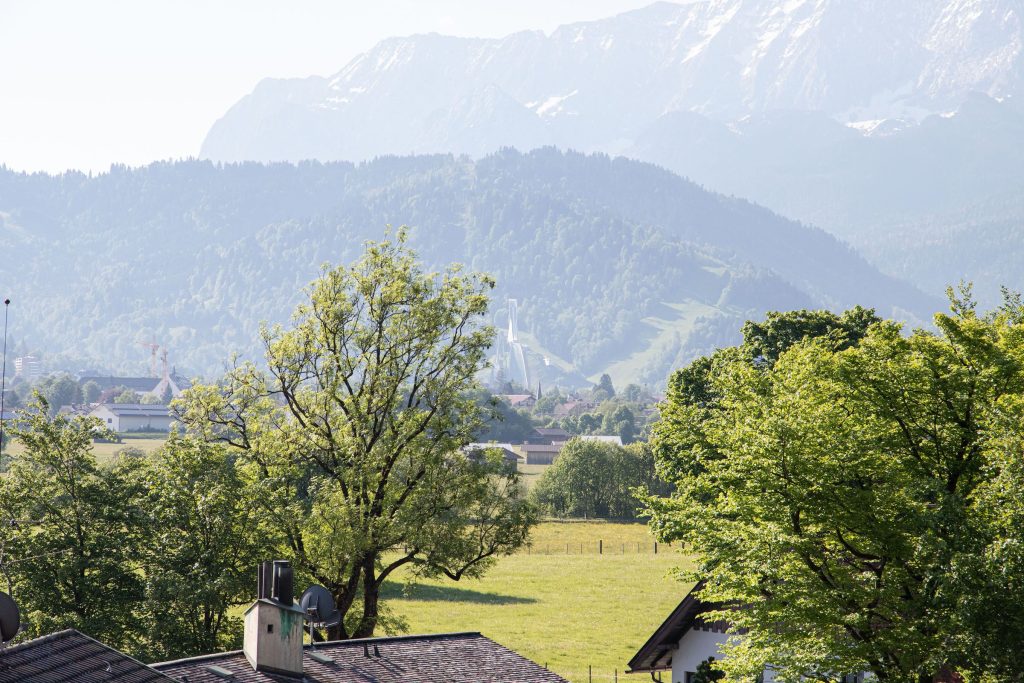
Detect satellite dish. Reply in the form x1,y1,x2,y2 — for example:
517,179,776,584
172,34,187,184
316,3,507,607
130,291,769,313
0,592,20,642
300,585,341,627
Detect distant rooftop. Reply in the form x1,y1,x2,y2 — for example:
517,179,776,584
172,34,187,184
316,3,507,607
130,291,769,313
79,375,191,392
523,443,562,452
94,403,171,417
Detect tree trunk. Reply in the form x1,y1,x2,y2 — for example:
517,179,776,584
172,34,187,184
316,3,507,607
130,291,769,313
325,568,363,641
352,556,380,639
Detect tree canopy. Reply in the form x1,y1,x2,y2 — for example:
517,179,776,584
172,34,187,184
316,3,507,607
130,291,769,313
531,439,667,519
0,397,267,661
175,231,536,639
646,294,1024,681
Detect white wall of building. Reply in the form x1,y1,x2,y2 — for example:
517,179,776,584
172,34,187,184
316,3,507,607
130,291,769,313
88,405,174,432
116,414,173,432
670,629,776,683
670,629,729,683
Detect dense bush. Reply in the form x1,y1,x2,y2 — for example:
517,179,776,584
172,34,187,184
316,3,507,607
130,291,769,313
531,438,669,519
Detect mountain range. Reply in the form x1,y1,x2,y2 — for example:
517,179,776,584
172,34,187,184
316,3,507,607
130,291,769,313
199,0,1024,306
202,0,1023,163
0,150,936,387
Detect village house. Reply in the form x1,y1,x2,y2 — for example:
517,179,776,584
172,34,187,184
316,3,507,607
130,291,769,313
78,372,189,403
552,399,594,418
522,442,562,465
500,393,537,409
525,426,570,445
629,582,874,683
463,442,521,468
88,403,175,433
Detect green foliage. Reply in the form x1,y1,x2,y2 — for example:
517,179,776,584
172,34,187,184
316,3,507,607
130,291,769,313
594,373,616,398
621,383,646,403
534,386,565,414
531,439,667,519
138,435,270,660
36,374,80,414
691,658,726,683
601,405,637,444
0,395,147,651
114,389,141,404
740,305,880,366
80,380,101,403
646,296,1024,681
0,150,922,384
472,389,538,443
175,232,536,639
0,410,285,661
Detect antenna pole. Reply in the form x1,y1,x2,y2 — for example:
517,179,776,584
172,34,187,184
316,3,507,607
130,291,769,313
0,299,8,454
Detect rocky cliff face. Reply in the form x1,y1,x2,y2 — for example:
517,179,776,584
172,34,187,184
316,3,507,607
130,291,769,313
200,0,1024,163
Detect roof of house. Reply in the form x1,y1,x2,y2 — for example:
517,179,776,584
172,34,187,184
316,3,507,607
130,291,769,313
552,401,593,416
91,404,171,418
627,581,727,673
534,428,569,437
153,632,568,683
79,375,192,393
464,444,520,461
79,376,163,393
0,629,176,683
522,443,562,453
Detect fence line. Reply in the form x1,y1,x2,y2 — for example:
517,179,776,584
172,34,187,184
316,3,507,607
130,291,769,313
520,540,673,555
550,666,661,683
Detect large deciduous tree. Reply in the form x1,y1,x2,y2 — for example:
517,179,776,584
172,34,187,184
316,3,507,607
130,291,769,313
175,231,535,639
139,434,270,659
646,292,1024,681
0,395,147,651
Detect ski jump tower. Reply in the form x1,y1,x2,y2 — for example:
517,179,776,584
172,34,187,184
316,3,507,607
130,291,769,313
501,299,530,390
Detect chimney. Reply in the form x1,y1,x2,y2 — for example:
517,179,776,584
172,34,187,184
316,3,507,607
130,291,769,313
243,561,305,678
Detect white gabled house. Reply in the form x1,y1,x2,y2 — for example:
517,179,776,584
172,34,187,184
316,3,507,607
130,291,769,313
627,581,771,683
88,403,175,433
629,583,879,683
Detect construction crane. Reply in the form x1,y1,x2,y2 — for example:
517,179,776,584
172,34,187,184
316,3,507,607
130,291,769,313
139,340,160,377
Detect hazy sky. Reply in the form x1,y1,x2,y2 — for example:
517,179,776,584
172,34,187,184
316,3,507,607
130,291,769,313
0,1,670,174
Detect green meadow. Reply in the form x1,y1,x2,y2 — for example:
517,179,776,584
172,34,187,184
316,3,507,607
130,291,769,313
5,434,168,464
384,521,690,683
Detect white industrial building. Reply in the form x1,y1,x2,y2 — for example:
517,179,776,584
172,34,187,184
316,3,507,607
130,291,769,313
89,403,175,433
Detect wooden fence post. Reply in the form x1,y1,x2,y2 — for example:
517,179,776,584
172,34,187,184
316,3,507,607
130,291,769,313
599,539,602,554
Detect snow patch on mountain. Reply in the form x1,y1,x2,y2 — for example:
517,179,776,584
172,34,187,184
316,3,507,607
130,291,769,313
200,0,1024,164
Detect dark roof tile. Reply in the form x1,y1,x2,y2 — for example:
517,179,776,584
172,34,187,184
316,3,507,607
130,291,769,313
0,629,176,683
155,632,567,683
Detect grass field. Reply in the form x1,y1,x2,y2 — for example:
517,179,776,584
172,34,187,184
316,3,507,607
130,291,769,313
5,434,167,464
594,299,725,388
384,521,690,683
518,462,548,491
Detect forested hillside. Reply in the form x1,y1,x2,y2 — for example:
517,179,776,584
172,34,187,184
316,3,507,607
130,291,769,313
0,149,936,385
